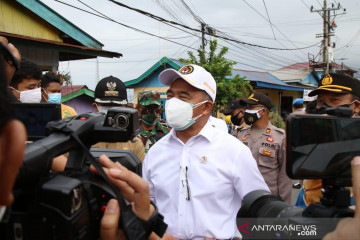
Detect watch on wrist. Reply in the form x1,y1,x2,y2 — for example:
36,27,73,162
140,201,167,238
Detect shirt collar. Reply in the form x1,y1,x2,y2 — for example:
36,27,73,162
168,119,216,143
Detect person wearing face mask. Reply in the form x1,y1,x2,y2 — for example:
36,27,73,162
40,73,77,119
142,65,269,239
237,92,292,203
223,99,249,136
301,73,360,207
8,58,41,103
91,76,145,163
136,90,170,153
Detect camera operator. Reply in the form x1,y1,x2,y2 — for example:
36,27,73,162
92,76,145,162
302,73,360,206
0,37,25,212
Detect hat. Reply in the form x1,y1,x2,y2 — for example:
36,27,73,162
292,98,303,105
240,92,272,110
94,76,127,105
138,90,161,106
223,100,246,115
159,64,217,102
309,73,360,98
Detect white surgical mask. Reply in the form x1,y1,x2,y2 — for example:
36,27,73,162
97,105,112,114
165,97,207,131
12,87,42,103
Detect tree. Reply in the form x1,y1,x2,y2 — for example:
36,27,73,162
58,71,72,86
179,39,252,115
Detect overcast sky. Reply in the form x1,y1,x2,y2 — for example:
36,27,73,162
40,0,360,90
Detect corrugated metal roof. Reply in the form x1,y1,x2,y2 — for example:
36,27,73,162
231,69,288,86
61,85,86,97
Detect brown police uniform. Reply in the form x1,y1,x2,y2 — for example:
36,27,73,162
93,136,145,163
237,121,292,203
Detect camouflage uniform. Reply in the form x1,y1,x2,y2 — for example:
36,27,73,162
138,90,170,153
237,121,292,203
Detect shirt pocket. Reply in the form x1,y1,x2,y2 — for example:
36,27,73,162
258,146,277,169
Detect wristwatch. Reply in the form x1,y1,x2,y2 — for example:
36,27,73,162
140,202,167,238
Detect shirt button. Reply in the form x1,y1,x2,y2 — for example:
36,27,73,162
179,213,183,216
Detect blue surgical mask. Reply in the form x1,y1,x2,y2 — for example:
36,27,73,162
47,93,61,103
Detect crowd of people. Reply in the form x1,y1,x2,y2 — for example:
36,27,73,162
1,36,360,240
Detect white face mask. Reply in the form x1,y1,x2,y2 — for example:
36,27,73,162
96,105,112,114
14,88,42,103
165,97,207,131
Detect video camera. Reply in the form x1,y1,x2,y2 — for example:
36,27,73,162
0,107,167,239
237,106,359,239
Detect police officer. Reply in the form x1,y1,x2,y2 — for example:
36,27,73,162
223,99,249,136
237,92,292,203
92,76,145,163
302,73,360,206
136,90,170,153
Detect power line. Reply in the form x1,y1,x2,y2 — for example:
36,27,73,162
106,0,317,51
263,0,276,39
54,0,199,51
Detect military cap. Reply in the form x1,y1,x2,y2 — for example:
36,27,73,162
309,73,360,98
223,100,246,115
240,92,272,110
138,90,161,106
94,76,127,105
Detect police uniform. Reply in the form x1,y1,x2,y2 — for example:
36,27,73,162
237,121,292,203
93,137,145,163
93,76,146,163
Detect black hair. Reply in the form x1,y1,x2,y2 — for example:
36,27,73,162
40,72,61,89
293,103,303,109
9,58,41,89
305,99,318,113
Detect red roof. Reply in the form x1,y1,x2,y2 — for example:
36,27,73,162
61,85,86,97
279,62,356,72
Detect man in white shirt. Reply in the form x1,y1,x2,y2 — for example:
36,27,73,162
143,64,269,239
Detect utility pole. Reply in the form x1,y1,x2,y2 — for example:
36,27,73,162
201,23,206,52
311,1,345,75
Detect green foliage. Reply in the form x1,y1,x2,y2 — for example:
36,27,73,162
269,111,286,129
59,71,72,86
179,39,252,114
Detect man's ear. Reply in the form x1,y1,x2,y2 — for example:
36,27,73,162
202,101,213,115
353,100,360,115
92,102,99,112
8,86,19,100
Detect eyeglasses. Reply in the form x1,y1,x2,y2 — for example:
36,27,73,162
180,166,191,201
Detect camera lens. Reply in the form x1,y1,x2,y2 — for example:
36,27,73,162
238,190,303,218
113,113,129,129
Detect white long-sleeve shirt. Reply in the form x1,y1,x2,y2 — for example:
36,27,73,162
143,121,269,239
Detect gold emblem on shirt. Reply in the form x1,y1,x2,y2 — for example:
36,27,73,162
200,156,208,164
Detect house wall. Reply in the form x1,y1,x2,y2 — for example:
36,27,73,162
63,94,94,114
0,0,62,42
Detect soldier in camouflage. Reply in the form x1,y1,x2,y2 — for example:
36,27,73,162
137,90,170,153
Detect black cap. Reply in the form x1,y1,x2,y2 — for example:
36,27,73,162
309,73,360,98
94,76,127,105
223,100,246,115
240,92,272,110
